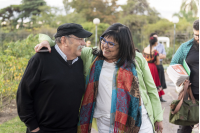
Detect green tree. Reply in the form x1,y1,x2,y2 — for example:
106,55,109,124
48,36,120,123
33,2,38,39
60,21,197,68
0,5,22,30
63,0,71,15
66,0,119,24
180,0,199,17
118,0,160,49
20,0,46,27
173,10,198,23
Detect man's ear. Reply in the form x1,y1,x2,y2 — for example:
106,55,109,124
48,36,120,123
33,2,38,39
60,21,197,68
61,36,68,46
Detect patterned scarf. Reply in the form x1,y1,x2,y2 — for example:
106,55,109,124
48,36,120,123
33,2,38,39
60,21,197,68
78,56,142,133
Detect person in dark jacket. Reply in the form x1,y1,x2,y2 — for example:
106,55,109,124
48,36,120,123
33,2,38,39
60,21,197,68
17,23,92,133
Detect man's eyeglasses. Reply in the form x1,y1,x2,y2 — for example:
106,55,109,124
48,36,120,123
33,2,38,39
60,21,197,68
100,37,116,48
67,36,85,41
193,34,199,38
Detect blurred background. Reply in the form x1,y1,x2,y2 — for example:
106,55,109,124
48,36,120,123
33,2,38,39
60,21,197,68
0,0,199,132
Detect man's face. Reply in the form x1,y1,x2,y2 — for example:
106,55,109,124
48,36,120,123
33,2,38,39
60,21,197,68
66,35,86,57
193,29,199,44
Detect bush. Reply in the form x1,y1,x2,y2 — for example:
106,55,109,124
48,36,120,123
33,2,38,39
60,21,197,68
0,34,39,110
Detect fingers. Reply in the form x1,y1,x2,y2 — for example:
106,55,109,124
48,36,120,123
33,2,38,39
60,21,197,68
154,122,158,131
37,44,44,52
34,44,39,52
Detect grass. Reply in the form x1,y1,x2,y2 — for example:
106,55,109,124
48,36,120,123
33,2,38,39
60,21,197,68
0,117,26,133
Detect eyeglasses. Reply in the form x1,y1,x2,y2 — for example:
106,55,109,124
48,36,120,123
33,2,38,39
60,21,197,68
193,34,199,38
67,36,85,41
100,37,116,48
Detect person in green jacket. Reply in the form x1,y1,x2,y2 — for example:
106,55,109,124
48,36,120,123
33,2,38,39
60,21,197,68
170,19,199,133
35,23,163,133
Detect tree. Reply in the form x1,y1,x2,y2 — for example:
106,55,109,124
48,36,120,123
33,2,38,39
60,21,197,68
20,0,47,26
119,0,160,31
0,5,22,30
66,0,119,24
180,0,199,17
63,0,71,15
173,10,198,23
118,0,160,49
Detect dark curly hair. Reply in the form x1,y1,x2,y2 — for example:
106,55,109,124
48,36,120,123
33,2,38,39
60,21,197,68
193,19,199,30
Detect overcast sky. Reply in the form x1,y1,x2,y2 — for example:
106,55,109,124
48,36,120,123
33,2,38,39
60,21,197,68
0,0,182,21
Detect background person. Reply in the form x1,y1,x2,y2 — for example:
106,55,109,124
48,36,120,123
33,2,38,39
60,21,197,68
17,23,92,133
149,33,167,102
35,23,164,133
86,40,91,47
170,19,199,133
143,37,165,100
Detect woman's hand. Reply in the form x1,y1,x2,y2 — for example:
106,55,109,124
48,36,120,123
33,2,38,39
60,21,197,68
34,40,51,53
154,121,163,133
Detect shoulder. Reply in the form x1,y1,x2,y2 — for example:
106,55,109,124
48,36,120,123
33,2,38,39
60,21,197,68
135,51,145,64
31,47,55,62
81,47,93,56
181,38,194,48
81,47,97,59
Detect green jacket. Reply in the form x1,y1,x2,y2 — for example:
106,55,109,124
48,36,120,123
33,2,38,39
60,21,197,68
170,38,194,65
38,34,163,131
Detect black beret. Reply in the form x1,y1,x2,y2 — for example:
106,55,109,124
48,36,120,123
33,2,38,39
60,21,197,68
54,23,92,38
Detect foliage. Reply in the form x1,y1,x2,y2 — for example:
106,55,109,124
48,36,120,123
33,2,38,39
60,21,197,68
81,22,110,46
20,0,46,20
141,18,194,49
0,117,26,133
173,10,198,23
119,0,160,31
0,5,22,30
0,34,39,110
3,34,38,58
180,0,199,17
63,0,71,15
68,0,119,24
0,0,47,30
118,0,160,50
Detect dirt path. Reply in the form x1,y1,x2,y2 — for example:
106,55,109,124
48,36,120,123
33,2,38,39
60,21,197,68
0,100,17,125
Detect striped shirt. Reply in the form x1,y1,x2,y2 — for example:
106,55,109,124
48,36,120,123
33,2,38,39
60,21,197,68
55,44,78,64
170,38,194,65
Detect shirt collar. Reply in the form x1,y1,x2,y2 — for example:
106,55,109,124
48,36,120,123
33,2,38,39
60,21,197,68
55,44,79,64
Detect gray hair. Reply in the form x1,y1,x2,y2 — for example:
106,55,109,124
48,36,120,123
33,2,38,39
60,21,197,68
55,35,72,44
55,37,62,44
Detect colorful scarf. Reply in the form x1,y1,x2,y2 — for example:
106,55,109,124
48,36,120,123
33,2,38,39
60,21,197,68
78,56,142,133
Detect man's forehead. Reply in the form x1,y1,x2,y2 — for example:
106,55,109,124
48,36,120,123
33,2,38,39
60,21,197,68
193,29,199,34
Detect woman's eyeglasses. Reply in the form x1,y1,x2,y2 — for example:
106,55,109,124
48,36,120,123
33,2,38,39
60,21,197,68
100,37,116,48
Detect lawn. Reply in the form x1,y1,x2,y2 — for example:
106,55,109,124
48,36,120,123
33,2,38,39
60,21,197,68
0,117,26,133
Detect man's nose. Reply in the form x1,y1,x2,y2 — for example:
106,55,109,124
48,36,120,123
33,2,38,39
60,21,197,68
81,40,86,46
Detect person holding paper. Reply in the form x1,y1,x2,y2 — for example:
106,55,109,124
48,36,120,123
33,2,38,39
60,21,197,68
170,19,199,133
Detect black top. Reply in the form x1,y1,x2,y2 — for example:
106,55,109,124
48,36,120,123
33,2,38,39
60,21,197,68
186,43,199,94
17,47,85,132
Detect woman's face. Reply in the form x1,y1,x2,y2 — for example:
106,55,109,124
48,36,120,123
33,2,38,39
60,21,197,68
101,36,119,62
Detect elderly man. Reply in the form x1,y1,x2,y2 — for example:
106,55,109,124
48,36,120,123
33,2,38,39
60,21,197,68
171,19,199,133
17,23,92,133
